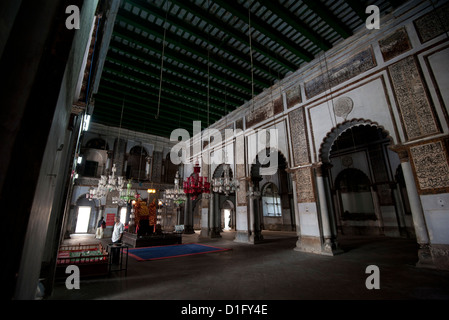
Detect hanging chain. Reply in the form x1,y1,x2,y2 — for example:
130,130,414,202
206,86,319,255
118,94,125,144
156,0,170,120
248,2,255,113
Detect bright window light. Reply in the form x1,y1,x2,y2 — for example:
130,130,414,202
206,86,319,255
120,207,127,224
83,115,91,131
75,206,91,233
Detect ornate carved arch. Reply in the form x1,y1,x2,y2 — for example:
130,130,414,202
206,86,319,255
319,118,394,164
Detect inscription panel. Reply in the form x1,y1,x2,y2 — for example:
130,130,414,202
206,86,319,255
295,167,315,203
246,102,273,128
237,179,247,206
414,3,449,43
305,47,376,99
288,107,309,166
378,27,412,62
410,141,449,192
274,97,284,114
286,86,302,108
388,56,439,140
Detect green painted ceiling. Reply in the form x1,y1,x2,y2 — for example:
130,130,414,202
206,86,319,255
92,0,405,138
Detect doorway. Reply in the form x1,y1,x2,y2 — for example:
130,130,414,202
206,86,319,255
75,206,91,233
223,209,231,231
120,207,127,225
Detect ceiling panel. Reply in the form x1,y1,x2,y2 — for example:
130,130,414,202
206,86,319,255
92,0,404,138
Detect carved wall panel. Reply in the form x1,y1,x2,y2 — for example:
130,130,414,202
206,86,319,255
236,163,245,178
304,47,376,99
245,96,284,129
410,140,449,192
246,102,273,128
414,3,449,43
295,167,315,203
237,179,247,206
274,97,284,114
235,118,244,131
378,27,412,61
286,86,302,109
288,107,310,166
388,56,440,140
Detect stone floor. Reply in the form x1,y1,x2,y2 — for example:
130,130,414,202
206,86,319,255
48,231,449,301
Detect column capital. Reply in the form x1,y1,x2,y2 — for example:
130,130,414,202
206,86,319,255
389,144,409,163
315,165,324,177
312,162,332,177
247,188,261,199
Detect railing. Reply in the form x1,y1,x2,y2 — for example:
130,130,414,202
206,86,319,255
57,243,108,265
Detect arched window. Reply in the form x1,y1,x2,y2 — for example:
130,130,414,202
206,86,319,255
126,146,148,181
82,138,108,177
262,183,282,217
85,138,108,150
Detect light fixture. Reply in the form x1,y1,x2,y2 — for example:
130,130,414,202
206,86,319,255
183,161,210,201
88,163,125,201
165,171,186,205
147,188,157,194
117,179,136,204
212,162,239,197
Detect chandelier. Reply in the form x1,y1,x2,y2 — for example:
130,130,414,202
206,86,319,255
115,179,136,205
88,163,125,201
183,161,210,200
212,163,239,196
165,171,186,205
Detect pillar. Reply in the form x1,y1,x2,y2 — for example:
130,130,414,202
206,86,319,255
290,174,302,249
199,194,210,238
247,183,263,243
395,148,432,267
316,165,341,255
370,185,385,234
183,195,194,234
209,192,222,238
234,177,251,243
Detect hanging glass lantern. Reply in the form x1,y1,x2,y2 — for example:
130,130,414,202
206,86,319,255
165,171,186,205
182,161,210,200
212,163,239,196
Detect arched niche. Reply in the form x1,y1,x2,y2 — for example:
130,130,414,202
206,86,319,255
126,145,149,181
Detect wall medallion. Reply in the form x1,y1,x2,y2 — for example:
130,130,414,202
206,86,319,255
341,156,353,168
334,97,354,119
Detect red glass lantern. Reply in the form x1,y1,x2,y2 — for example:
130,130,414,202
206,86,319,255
183,161,210,200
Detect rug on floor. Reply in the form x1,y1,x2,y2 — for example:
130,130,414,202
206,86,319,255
127,243,231,261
